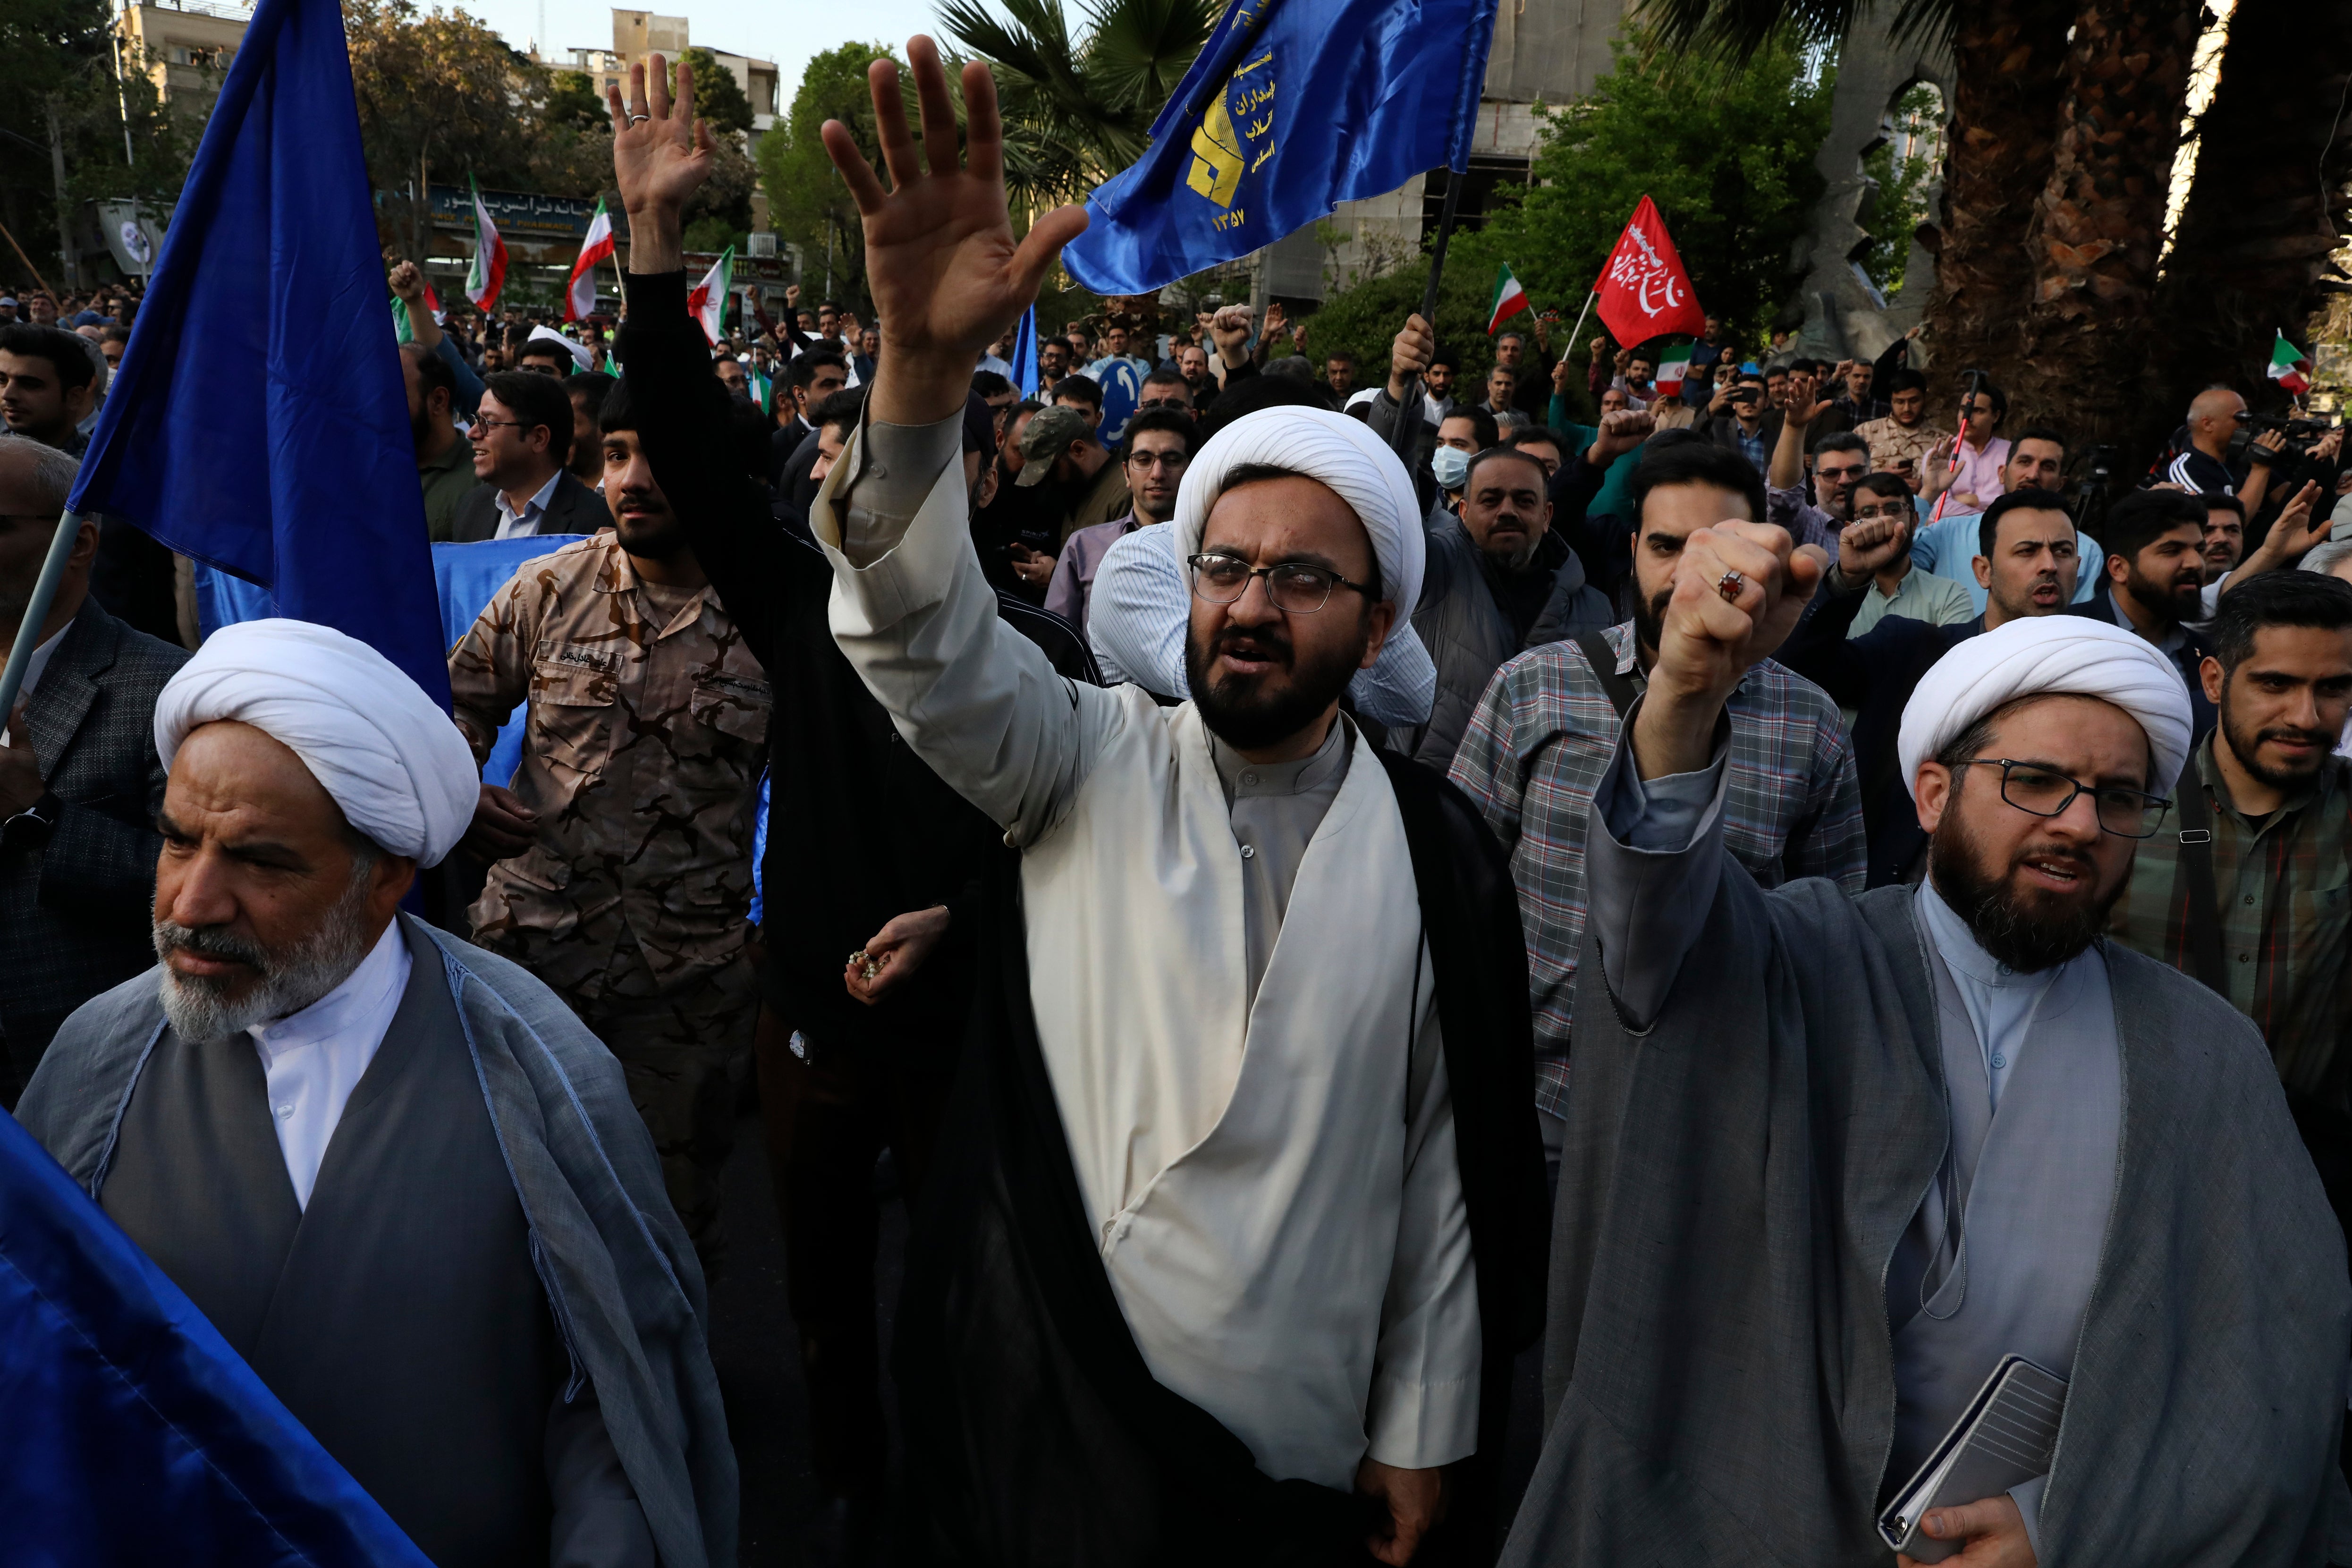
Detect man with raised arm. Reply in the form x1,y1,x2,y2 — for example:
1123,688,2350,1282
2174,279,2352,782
605,45,1543,1567
1500,517,2351,1566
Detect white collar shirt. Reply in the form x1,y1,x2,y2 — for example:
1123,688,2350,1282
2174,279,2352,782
247,920,412,1209
492,468,564,541
0,620,70,746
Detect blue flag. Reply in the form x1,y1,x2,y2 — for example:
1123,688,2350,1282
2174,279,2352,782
1010,304,1041,398
0,1106,431,1563
66,0,449,707
1061,0,1500,296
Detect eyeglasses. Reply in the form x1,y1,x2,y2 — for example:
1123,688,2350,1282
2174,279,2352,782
1852,502,1912,522
1137,397,1191,412
1188,552,1373,614
1126,451,1188,470
471,417,531,434
1815,464,1866,483
1957,759,2170,839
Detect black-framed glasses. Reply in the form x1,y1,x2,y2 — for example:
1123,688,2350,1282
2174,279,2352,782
470,417,531,434
1188,552,1373,614
1957,758,2170,838
1852,502,1912,522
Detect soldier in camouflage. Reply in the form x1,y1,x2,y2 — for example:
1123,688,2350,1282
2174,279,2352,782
448,378,770,1272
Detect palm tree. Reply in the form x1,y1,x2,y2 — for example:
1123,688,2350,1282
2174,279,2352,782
935,0,1217,211
1642,0,2223,467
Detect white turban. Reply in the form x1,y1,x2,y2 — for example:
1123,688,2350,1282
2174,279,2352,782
1896,617,2193,799
155,619,479,866
1173,406,1430,656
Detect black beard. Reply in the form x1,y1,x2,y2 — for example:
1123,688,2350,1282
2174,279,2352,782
2123,563,2203,625
2221,688,2335,792
1184,616,1365,751
1631,579,1671,657
1928,803,2121,973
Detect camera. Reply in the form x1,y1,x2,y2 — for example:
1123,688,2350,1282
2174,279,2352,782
2232,412,2336,463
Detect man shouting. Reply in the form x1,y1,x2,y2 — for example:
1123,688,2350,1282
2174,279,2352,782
608,45,1543,1566
1504,521,2350,1564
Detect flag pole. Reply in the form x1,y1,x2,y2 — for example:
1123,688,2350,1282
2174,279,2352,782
1560,288,1597,366
1387,172,1465,463
0,511,84,721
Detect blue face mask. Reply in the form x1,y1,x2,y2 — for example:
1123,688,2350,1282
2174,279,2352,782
1431,445,1471,490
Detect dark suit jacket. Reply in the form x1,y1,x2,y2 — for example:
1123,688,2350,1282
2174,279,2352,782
1697,407,1784,460
1777,578,1980,888
446,470,605,543
0,597,189,1098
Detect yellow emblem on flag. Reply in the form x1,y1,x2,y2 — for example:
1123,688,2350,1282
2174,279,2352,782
1186,91,1246,208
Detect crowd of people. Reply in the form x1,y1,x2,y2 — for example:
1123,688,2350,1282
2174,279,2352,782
8,39,2352,1568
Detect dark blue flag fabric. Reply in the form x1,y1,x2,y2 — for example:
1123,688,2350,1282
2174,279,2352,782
65,0,450,708
1061,0,1500,296
1010,304,1041,398
0,1106,431,1565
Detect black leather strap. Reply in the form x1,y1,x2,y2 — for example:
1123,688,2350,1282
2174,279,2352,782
1575,629,1641,720
2172,777,2230,994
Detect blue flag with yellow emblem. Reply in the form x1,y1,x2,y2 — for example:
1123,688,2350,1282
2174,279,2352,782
1062,0,1499,296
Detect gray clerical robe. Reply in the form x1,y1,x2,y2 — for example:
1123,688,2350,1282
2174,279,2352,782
1502,730,2352,1568
18,914,738,1568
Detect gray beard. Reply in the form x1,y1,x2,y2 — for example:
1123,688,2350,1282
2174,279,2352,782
154,868,378,1040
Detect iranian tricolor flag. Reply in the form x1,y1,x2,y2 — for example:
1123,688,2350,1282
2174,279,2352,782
465,174,507,314
564,197,615,323
1487,263,1531,335
1654,348,1692,396
688,247,734,345
2269,331,2312,396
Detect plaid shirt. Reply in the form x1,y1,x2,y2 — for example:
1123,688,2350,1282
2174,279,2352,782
2108,736,2352,1108
1449,621,1868,1116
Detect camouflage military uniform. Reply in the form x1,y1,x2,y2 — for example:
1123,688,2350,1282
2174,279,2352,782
448,533,771,1265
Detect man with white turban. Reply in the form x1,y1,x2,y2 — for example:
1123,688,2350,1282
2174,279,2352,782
18,619,737,1568
1504,522,2352,1567
611,45,1541,1564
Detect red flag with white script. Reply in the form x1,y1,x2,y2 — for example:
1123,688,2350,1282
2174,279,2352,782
1593,196,1706,348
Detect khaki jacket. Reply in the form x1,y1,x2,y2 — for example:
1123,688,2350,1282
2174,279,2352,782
449,532,771,998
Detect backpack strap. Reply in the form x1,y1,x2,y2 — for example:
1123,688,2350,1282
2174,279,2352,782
1574,629,1640,720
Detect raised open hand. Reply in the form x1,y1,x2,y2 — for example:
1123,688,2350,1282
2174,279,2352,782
609,54,717,245
1782,371,1824,427
822,37,1086,422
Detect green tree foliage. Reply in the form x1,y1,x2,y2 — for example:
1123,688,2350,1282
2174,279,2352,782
1857,82,1940,298
937,0,1214,209
756,41,902,311
544,69,606,133
679,48,755,138
0,0,206,287
1305,31,1832,388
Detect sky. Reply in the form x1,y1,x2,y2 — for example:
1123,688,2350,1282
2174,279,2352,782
464,0,954,124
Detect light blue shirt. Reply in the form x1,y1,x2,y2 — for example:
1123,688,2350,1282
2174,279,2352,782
1910,508,2103,614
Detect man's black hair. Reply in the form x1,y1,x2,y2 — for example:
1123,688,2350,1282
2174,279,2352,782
2105,487,2207,563
597,374,639,435
1140,366,1190,394
566,369,618,412
1050,374,1103,411
1463,443,1549,494
481,368,574,464
788,349,847,393
1429,344,1459,372
0,324,97,393
1629,436,1767,525
1884,367,1928,397
515,336,574,368
1504,426,1564,457
2210,570,2352,676
2010,424,2067,457
403,341,457,411
2203,492,2248,523
971,369,1013,398
1976,486,2075,562
1324,348,1357,366
1969,379,2009,420
1812,430,1869,462
1851,472,1915,511
1444,404,1500,453
1193,373,1334,444
1119,407,1196,461
811,385,868,436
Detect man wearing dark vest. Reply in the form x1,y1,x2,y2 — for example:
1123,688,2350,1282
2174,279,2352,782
18,618,736,1568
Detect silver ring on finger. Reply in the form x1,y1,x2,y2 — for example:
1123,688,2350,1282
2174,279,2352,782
1717,569,1745,604
627,112,650,125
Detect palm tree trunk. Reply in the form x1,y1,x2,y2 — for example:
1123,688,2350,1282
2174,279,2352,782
2149,2,2352,448
2000,0,2200,460
1921,0,2073,408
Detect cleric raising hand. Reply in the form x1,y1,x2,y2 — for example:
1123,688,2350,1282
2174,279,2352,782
1632,521,1824,779
820,38,1087,426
